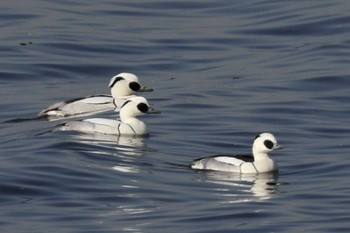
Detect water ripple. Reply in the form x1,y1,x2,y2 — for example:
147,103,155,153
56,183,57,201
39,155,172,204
2,0,350,232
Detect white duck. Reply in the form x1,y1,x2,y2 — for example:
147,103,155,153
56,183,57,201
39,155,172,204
191,133,284,173
55,96,160,136
37,73,153,121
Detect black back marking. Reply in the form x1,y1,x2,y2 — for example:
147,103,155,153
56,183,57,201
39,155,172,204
194,154,254,163
65,94,111,105
113,98,118,108
232,154,254,162
127,123,136,134
109,76,124,88
252,163,259,173
137,103,149,113
64,97,87,105
264,140,274,149
121,100,132,109
129,82,141,91
117,124,121,135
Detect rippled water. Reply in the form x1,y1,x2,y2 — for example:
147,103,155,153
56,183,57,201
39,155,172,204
1,1,350,232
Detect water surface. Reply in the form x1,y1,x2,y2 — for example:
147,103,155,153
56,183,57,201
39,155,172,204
1,1,350,232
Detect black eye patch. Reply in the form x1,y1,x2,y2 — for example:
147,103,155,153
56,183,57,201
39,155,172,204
129,82,141,91
137,103,149,113
109,77,124,88
264,140,274,149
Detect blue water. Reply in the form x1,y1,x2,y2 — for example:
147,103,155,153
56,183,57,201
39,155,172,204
1,1,350,232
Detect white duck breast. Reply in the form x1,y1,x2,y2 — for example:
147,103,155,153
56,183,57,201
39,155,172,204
191,133,284,174
55,96,160,136
38,73,153,121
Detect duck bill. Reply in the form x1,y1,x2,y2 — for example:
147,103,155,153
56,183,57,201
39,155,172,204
147,106,161,114
274,144,285,150
138,86,154,92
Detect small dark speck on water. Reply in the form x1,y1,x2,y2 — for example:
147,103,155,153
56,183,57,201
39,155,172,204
232,75,243,80
20,42,33,46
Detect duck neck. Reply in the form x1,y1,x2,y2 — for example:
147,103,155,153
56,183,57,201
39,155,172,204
252,151,271,162
121,115,142,124
111,86,132,98
111,87,122,98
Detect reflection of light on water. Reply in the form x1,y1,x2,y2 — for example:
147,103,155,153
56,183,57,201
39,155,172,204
121,184,138,189
99,204,154,232
197,171,279,203
112,165,140,173
118,205,153,215
123,223,152,232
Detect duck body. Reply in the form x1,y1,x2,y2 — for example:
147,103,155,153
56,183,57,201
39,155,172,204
58,117,148,136
37,95,114,120
55,96,160,136
191,133,283,174
38,73,153,121
191,154,277,173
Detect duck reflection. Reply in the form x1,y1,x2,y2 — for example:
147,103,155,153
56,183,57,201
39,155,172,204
69,132,157,178
69,132,152,157
196,171,279,202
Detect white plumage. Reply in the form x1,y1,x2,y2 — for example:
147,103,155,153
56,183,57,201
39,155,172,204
191,133,284,173
55,96,160,136
38,73,153,121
